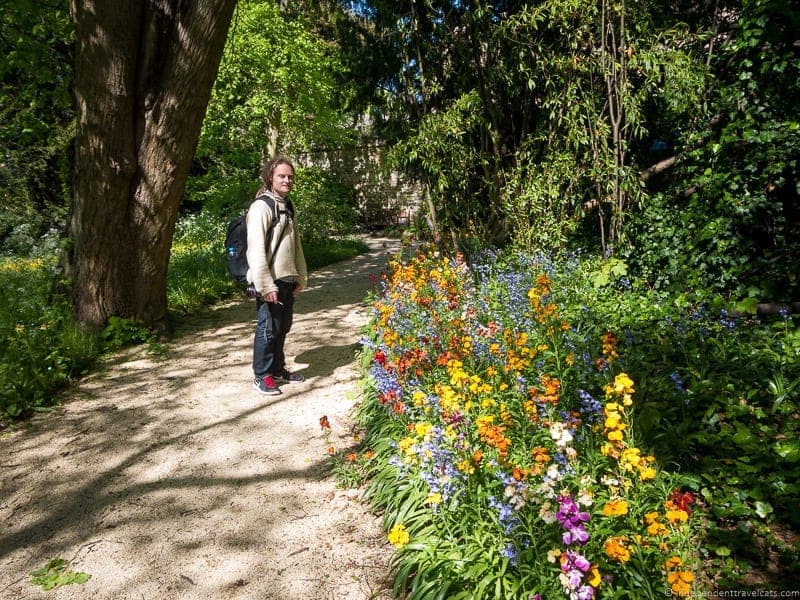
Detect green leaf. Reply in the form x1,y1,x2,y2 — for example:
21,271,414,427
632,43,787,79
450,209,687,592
714,545,731,557
774,440,800,462
754,501,773,519
29,557,91,591
734,297,759,314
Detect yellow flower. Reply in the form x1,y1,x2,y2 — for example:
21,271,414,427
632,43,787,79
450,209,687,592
398,437,415,453
388,524,410,548
647,521,669,537
456,459,474,474
588,566,602,588
639,466,656,481
426,492,442,506
607,429,625,442
414,422,432,437
546,548,562,563
666,509,689,525
614,373,635,394
644,511,661,524
602,499,629,517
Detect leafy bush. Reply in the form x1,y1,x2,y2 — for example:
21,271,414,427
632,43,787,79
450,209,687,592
624,0,800,301
183,166,257,217
292,166,360,243
0,258,97,419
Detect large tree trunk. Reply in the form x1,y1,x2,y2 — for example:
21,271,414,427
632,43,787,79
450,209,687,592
66,0,236,332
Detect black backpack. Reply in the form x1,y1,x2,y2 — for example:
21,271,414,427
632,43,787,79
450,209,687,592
225,194,293,286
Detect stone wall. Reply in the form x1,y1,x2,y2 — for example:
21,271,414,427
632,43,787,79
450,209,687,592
297,142,422,229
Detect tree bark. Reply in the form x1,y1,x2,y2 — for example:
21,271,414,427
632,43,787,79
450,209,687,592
66,0,236,332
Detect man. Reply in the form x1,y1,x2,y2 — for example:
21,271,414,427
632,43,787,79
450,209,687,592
246,156,307,395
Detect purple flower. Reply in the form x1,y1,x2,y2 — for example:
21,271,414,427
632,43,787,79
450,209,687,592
556,495,590,531
565,569,583,588
563,550,591,572
502,543,519,566
562,524,589,546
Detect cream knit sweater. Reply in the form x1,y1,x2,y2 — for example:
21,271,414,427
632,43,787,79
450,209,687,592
245,192,308,296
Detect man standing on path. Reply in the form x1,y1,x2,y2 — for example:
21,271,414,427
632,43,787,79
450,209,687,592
247,156,308,395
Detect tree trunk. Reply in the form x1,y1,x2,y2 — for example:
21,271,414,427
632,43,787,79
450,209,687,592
66,0,236,332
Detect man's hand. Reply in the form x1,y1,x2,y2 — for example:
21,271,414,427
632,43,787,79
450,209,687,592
265,291,279,303
292,284,304,298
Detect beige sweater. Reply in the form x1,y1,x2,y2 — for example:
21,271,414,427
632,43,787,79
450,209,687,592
245,192,307,296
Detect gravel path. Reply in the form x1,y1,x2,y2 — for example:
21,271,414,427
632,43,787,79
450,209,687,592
0,237,398,599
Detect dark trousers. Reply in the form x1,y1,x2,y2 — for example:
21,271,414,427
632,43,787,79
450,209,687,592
253,280,296,378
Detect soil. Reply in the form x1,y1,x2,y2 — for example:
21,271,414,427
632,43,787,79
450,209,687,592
0,236,400,600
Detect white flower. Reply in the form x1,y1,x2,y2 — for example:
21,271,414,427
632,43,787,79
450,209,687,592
550,422,574,447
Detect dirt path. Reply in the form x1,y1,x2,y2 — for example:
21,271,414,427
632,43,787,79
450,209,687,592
0,237,399,600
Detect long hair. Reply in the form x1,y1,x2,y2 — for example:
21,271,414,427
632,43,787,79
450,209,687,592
258,156,295,195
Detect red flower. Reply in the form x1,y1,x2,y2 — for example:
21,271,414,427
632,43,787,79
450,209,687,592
668,489,695,514
374,349,387,365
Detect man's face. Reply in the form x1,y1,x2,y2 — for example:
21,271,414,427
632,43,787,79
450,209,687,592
271,163,294,197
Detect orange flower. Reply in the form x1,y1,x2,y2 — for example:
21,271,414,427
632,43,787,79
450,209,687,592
531,446,551,463
647,520,669,537
319,415,331,429
665,556,683,570
604,536,631,563
667,570,694,597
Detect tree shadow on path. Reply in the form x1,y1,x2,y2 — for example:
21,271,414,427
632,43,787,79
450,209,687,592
0,235,400,599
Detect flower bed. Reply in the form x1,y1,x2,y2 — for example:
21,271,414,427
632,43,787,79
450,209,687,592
357,248,702,599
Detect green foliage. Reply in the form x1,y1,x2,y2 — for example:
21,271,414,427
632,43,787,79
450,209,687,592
303,237,369,271
101,317,154,350
191,0,357,218
29,557,91,591
168,211,235,315
623,0,800,300
0,1,73,255
502,0,708,252
390,91,483,198
562,253,800,589
184,168,257,217
0,257,97,419
292,167,360,243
